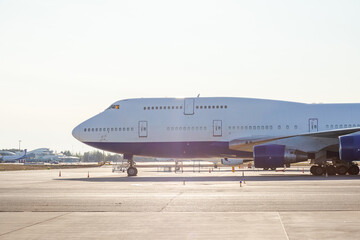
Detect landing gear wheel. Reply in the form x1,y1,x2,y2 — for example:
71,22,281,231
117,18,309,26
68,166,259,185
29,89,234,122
271,167,276,171
336,165,348,175
127,167,138,177
310,165,316,175
326,165,336,176
312,166,324,176
347,165,359,175
214,164,218,169
263,168,269,170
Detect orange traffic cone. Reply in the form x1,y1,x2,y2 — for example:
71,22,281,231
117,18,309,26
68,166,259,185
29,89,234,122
87,171,89,178
59,171,61,177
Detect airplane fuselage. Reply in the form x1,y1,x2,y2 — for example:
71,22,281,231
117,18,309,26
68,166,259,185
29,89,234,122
72,97,360,159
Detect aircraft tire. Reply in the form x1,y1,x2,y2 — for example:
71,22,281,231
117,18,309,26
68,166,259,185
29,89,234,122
263,168,269,171
127,167,138,177
310,165,316,175
336,165,348,175
271,167,276,171
312,166,324,176
347,165,359,175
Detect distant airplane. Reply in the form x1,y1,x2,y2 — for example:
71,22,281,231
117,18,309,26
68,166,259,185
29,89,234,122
72,97,360,176
2,149,27,163
220,158,246,167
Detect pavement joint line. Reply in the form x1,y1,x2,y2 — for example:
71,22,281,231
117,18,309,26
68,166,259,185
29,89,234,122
277,212,289,240
0,212,70,237
159,192,183,212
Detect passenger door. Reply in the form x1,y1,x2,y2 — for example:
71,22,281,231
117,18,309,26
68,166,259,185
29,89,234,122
184,98,194,115
138,121,148,137
213,120,222,137
309,118,318,132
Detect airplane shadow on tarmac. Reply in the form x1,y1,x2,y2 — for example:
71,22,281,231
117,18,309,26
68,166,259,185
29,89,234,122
57,174,360,183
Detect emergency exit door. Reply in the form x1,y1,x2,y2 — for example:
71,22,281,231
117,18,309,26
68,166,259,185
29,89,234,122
138,121,148,137
213,120,222,137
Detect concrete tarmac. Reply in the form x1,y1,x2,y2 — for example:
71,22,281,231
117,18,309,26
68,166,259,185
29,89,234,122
0,166,359,239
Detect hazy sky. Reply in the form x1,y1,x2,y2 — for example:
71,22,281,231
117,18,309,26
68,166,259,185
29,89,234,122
1,0,359,153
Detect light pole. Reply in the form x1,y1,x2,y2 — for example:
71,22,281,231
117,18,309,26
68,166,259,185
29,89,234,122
19,140,21,151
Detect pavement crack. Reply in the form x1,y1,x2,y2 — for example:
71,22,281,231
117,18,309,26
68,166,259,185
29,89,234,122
0,212,70,237
159,192,183,212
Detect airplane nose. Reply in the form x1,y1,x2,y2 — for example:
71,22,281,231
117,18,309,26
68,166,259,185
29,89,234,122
72,124,82,141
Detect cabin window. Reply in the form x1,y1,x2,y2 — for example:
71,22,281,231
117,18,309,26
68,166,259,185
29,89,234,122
84,128,86,132
278,125,281,130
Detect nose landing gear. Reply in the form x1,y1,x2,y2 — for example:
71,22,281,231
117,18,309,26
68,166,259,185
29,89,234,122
124,155,137,177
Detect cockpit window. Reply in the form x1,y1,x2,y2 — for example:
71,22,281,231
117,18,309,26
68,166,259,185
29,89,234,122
106,104,120,110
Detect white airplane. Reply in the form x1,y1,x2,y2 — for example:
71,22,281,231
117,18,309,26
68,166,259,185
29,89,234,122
220,158,246,167
72,97,360,176
2,149,27,163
